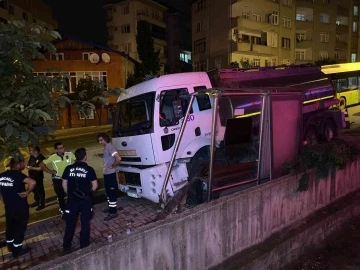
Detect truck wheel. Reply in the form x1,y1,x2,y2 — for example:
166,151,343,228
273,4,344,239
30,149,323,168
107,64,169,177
304,125,319,145
339,97,346,110
323,120,337,142
186,147,210,205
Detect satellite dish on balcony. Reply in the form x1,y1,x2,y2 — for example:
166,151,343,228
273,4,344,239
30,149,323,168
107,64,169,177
102,53,111,63
89,53,100,64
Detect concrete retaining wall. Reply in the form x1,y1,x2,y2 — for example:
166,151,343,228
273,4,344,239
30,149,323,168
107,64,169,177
34,158,360,270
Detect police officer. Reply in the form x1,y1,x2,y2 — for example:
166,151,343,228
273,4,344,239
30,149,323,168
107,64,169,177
27,146,46,210
97,133,121,221
62,148,98,252
0,157,36,258
40,142,75,219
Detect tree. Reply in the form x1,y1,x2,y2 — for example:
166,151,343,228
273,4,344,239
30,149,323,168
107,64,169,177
72,77,107,126
136,20,160,76
0,21,122,161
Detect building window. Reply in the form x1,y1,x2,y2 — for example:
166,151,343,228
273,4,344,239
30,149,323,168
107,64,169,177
296,14,305,21
33,18,37,23
355,6,359,16
0,0,7,9
8,5,14,15
320,32,329,42
122,5,129,14
296,32,306,41
282,0,292,6
82,52,95,60
194,38,206,53
242,11,250,19
253,14,262,22
123,43,131,53
23,12,28,21
267,11,279,25
353,22,358,33
319,51,328,59
351,53,357,62
295,50,305,60
196,0,206,11
121,24,130,34
268,32,278,47
180,52,191,63
193,59,207,71
50,53,64,61
79,110,95,120
196,22,203,32
282,16,291,28
320,13,330,23
282,59,290,65
253,58,260,66
281,37,291,48
215,58,221,69
352,39,358,49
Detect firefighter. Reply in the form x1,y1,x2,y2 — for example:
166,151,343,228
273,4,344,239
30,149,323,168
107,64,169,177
0,157,36,258
40,142,76,219
97,133,121,221
62,148,98,252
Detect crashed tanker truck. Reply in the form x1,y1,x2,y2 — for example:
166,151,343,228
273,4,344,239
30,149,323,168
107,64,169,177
112,65,345,204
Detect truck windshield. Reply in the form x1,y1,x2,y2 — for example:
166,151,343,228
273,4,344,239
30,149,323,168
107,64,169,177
113,92,155,137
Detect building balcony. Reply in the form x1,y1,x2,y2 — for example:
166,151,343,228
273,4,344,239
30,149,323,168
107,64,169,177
337,6,349,17
136,9,165,26
231,42,278,56
335,41,348,50
296,40,313,49
295,20,314,31
336,24,349,33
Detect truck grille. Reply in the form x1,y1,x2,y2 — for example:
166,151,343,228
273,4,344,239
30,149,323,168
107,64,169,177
123,171,141,186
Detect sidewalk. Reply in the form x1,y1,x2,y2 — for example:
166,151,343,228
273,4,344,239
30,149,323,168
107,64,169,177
0,197,161,269
48,124,112,141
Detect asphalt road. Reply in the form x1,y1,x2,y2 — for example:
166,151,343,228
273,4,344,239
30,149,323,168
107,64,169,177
0,133,106,230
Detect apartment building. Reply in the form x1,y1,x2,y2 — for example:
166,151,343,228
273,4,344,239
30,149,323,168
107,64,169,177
192,0,296,70
105,0,167,74
192,0,360,69
0,0,57,29
295,0,359,63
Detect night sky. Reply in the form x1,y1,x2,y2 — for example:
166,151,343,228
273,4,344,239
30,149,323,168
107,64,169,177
44,0,189,46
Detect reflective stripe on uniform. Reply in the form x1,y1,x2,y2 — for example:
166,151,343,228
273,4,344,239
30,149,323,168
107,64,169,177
13,243,22,247
6,239,14,243
65,210,70,213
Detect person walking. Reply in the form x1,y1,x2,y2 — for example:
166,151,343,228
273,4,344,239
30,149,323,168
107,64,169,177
27,146,46,210
97,133,121,221
62,148,98,252
40,142,75,219
0,157,36,258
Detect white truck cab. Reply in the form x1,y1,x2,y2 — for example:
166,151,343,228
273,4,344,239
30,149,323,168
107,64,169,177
112,72,213,203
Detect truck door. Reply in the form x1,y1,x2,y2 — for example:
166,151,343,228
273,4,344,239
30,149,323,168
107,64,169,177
153,87,198,165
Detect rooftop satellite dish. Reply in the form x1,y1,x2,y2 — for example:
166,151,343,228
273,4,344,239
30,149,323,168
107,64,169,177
89,53,100,64
102,53,111,63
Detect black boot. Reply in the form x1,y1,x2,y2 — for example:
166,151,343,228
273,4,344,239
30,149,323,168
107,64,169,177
12,246,31,258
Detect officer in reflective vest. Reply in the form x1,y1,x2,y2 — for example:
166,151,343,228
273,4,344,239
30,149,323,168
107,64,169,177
0,157,36,258
40,142,75,219
62,148,98,252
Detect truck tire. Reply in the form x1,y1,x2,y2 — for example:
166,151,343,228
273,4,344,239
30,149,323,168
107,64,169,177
186,146,210,205
322,119,337,142
304,125,319,145
339,97,346,110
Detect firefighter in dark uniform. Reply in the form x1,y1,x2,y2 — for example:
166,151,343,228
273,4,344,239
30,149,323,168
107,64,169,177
0,157,36,258
62,148,98,252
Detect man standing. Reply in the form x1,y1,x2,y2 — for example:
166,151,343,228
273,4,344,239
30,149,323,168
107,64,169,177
41,142,75,219
0,157,36,258
97,133,121,221
27,146,46,210
62,148,98,252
